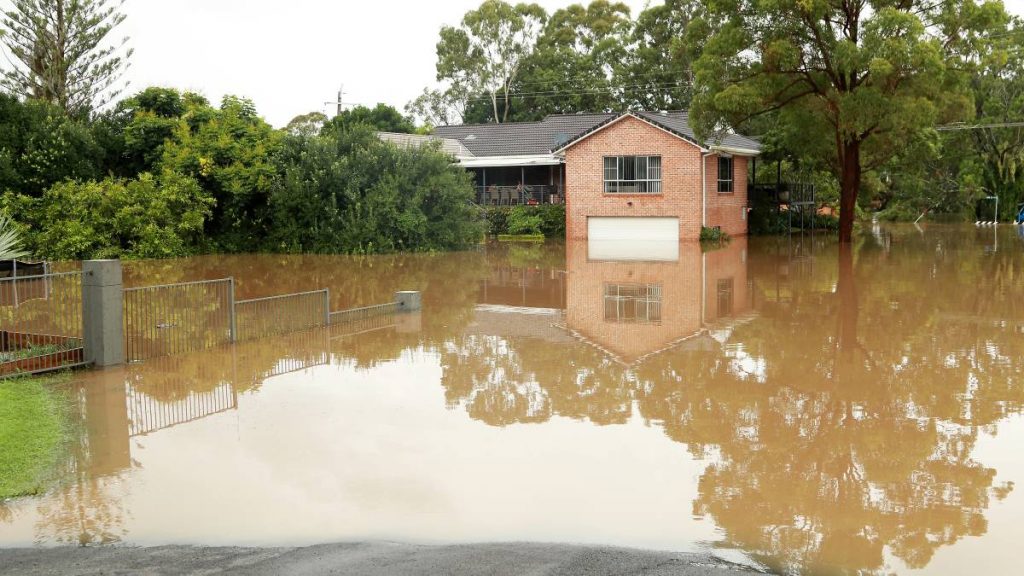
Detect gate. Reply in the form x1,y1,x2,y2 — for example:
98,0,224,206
123,278,234,363
0,271,86,376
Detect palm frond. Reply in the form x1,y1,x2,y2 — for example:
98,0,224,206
0,214,29,261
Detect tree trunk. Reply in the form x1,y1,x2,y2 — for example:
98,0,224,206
838,140,861,243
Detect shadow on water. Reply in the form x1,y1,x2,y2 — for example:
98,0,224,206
3,225,1023,575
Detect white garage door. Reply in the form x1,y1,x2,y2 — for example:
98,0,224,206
587,217,680,261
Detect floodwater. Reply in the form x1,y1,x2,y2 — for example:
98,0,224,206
2,224,1024,575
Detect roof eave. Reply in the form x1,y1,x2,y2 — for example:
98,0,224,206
709,145,762,156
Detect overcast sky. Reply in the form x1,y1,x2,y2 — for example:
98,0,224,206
46,0,1024,127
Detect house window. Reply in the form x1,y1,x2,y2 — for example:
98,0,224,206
604,156,662,193
604,284,662,323
718,156,734,193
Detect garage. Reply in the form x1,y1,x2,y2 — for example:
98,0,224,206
587,217,680,261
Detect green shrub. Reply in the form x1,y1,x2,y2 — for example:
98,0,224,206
265,125,483,253
4,171,213,260
484,206,509,236
507,206,543,235
700,226,731,243
482,205,565,238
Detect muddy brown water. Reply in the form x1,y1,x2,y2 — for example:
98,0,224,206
2,224,1023,575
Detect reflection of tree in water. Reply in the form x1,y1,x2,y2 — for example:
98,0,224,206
440,335,631,427
639,237,1021,574
440,229,1024,574
33,476,129,546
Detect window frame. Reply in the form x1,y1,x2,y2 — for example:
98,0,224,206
603,155,663,194
603,283,663,324
717,156,734,194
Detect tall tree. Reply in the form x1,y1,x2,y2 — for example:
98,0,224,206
435,0,546,124
687,0,1007,242
962,18,1024,218
511,1,632,120
618,0,697,111
1,0,132,114
322,103,415,134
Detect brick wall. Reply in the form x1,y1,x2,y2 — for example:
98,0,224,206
705,155,749,237
564,116,703,240
702,236,751,325
563,115,750,240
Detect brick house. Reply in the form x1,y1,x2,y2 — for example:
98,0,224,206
433,111,761,245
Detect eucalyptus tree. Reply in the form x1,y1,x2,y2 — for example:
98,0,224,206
512,0,633,119
0,0,132,115
434,0,546,124
619,0,698,111
963,19,1024,217
687,0,1008,242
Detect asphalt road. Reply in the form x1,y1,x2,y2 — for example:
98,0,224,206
0,542,768,575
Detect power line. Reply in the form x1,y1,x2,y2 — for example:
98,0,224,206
936,121,1024,131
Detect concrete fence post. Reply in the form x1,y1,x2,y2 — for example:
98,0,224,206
395,291,422,312
82,260,124,367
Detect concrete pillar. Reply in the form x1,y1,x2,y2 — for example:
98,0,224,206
395,312,422,334
82,260,124,367
395,291,422,312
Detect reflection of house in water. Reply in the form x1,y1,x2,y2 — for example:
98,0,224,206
564,238,751,365
478,262,567,309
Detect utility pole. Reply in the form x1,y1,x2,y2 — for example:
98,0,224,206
325,85,345,118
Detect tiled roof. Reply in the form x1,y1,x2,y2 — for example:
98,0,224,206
633,111,761,153
433,113,616,157
432,111,761,158
377,131,475,158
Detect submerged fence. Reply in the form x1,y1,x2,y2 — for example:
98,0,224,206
123,278,234,363
0,259,420,375
235,289,330,342
0,272,86,376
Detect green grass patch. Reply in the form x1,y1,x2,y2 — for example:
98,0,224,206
497,234,546,242
0,375,71,499
0,343,66,363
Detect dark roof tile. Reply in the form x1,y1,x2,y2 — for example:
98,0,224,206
432,111,761,157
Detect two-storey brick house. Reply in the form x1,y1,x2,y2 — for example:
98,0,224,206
433,111,761,246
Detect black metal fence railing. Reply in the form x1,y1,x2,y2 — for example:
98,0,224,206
475,185,563,205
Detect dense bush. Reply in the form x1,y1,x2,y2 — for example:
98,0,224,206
700,226,731,243
265,124,482,253
482,205,565,238
3,171,212,260
507,206,543,235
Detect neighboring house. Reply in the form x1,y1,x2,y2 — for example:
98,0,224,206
432,111,761,242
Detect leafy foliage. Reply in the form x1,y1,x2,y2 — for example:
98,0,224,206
3,171,213,260
158,95,282,251
265,124,483,253
506,206,543,235
322,104,415,134
482,205,564,238
0,93,105,195
687,0,1006,240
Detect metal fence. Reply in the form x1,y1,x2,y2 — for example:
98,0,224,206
127,378,238,437
124,278,234,363
330,304,399,339
0,272,86,377
235,289,330,342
